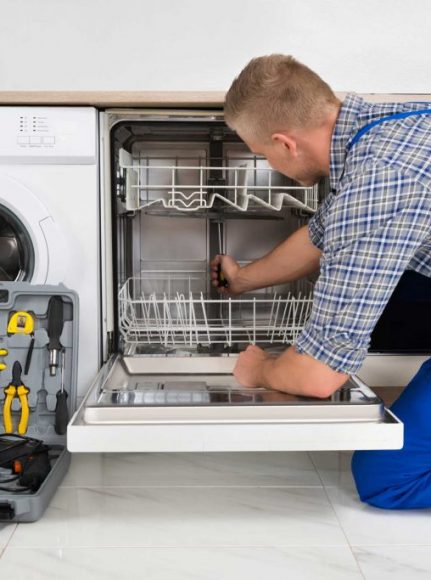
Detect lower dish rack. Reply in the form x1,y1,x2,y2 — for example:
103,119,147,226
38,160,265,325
118,274,314,349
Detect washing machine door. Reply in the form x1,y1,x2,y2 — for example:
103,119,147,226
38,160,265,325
0,173,61,283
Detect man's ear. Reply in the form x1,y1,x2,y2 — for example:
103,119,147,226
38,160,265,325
271,132,298,157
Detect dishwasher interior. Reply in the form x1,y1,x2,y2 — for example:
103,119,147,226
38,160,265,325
115,119,318,357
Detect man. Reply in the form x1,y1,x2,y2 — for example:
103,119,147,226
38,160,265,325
211,54,431,510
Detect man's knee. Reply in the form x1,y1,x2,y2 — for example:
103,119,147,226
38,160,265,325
351,450,393,509
351,450,431,510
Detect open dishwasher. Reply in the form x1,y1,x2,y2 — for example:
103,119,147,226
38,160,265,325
68,109,403,452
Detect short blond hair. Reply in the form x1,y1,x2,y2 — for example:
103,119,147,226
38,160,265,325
225,54,340,141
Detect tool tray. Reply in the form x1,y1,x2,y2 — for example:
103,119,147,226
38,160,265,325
0,283,78,522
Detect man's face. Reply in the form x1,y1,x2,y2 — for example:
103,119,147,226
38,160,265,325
239,131,322,187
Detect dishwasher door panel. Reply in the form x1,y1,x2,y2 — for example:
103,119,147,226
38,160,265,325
67,355,403,452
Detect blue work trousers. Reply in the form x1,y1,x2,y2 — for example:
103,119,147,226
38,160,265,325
352,357,431,509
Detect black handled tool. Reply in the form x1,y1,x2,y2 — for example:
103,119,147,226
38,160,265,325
217,222,228,288
47,296,64,377
46,296,69,434
54,350,68,435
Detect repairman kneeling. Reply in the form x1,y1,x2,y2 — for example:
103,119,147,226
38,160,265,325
211,54,431,510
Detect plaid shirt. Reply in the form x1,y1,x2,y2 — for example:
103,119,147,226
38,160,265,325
295,93,431,374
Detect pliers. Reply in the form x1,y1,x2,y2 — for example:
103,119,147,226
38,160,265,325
3,361,30,435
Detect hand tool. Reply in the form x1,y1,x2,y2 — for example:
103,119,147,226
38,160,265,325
47,296,64,377
54,350,69,435
217,221,228,288
7,311,35,374
2,361,30,435
7,311,34,335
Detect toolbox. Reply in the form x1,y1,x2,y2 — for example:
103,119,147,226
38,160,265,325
0,282,78,522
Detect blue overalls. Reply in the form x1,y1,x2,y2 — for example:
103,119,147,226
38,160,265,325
344,108,431,509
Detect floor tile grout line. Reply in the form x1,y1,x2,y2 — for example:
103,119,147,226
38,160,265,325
0,542,364,550
0,522,18,559
350,543,431,548
349,548,370,579
5,542,431,550
58,484,326,489
308,452,366,580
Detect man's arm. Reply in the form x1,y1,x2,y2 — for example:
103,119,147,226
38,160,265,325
235,167,430,399
211,225,321,295
233,344,349,398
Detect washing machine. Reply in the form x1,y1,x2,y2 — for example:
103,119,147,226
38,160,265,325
0,107,100,394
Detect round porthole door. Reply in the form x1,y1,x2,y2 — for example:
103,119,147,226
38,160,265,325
0,205,34,281
0,173,59,284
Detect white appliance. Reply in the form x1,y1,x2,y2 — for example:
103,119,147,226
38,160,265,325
0,107,100,393
67,104,431,453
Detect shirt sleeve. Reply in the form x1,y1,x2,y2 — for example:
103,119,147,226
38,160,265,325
295,164,431,374
307,190,335,250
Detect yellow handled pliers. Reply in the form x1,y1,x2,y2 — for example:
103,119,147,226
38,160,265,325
3,361,30,435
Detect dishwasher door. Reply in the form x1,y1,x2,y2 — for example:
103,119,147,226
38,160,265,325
67,354,403,452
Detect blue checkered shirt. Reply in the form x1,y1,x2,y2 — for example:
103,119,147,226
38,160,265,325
295,93,431,374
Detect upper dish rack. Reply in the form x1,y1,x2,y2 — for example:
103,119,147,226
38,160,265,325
118,149,318,214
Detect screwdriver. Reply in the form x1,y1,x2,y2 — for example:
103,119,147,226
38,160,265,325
46,295,69,434
47,296,64,376
217,221,228,288
54,349,68,435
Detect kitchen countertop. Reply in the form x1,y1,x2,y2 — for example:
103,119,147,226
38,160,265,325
0,92,430,107
0,92,227,107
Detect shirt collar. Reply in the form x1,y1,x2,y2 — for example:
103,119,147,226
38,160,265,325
330,93,365,190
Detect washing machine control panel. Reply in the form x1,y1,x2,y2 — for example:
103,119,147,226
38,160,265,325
0,107,97,164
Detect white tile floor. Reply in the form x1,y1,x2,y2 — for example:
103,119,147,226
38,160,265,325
0,451,430,579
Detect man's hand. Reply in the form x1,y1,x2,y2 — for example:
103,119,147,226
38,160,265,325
233,344,349,398
209,226,321,297
233,344,274,387
210,254,243,295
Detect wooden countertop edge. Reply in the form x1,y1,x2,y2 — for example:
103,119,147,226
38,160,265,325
0,91,227,107
0,91,430,107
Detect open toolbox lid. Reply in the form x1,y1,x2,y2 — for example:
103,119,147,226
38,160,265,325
0,282,79,446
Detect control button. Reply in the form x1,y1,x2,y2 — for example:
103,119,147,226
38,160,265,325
42,136,55,144
17,136,30,144
29,136,42,144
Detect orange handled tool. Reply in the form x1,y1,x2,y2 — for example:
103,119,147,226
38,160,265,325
2,361,30,435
